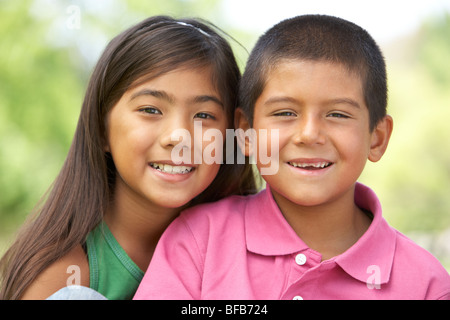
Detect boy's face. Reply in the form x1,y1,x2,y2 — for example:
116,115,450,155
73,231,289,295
243,59,392,211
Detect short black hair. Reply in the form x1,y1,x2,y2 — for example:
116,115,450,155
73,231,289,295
240,14,387,131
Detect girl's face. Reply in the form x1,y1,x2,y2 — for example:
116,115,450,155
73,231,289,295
106,66,227,210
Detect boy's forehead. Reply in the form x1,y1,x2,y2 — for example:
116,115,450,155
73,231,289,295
267,58,363,82
265,59,363,88
259,59,366,107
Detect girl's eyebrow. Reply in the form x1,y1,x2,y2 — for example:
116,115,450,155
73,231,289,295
129,89,223,108
129,89,175,104
191,95,223,108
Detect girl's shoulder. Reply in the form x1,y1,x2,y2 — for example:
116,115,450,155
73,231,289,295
20,245,89,300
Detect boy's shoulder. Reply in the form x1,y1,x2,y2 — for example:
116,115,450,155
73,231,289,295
181,193,255,223
394,229,449,274
356,183,449,282
176,190,266,238
390,228,450,298
164,193,260,256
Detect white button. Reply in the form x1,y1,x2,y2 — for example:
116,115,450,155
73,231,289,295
295,253,307,265
293,295,303,300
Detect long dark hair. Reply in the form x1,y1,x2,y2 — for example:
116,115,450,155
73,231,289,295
0,16,257,300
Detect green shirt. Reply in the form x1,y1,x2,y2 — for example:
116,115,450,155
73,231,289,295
86,221,144,300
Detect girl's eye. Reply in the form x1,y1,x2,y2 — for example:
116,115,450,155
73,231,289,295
194,112,216,120
140,107,162,115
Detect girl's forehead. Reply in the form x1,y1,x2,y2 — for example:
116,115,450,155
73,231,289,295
117,66,221,104
127,63,215,92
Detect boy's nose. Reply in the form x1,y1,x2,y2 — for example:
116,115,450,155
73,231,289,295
293,115,326,145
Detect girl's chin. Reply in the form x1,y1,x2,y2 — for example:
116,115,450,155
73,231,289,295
146,192,196,209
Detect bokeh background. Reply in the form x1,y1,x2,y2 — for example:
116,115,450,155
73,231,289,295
1,0,449,271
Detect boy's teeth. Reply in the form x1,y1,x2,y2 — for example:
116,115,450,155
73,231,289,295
150,163,194,174
289,161,331,168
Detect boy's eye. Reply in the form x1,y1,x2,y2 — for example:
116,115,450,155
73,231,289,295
194,112,216,120
328,112,350,119
140,107,162,115
273,111,296,117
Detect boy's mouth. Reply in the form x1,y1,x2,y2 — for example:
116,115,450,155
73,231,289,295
287,161,333,170
149,162,195,174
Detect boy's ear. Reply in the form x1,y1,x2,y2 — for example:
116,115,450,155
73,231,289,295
368,115,393,162
234,108,254,157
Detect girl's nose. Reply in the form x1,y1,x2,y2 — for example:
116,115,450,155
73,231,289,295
159,116,193,149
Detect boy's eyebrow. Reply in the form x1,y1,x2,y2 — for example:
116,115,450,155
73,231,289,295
263,96,361,109
263,96,299,106
130,89,175,104
327,98,361,109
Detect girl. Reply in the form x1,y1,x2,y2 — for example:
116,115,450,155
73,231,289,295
0,16,256,300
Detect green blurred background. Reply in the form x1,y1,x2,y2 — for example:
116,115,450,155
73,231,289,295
1,0,449,271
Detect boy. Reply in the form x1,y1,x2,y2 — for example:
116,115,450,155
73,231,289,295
134,15,450,300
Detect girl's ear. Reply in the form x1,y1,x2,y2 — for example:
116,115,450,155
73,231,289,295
234,108,254,157
103,116,111,152
368,115,393,162
103,134,111,152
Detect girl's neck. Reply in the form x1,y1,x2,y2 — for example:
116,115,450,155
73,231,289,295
103,181,183,271
273,188,372,261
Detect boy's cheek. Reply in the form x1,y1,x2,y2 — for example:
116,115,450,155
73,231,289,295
253,128,281,176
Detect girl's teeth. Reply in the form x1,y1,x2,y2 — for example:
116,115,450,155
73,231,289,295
150,163,194,174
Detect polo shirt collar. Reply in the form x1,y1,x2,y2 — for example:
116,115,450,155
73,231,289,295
244,183,396,284
334,183,396,284
245,185,309,256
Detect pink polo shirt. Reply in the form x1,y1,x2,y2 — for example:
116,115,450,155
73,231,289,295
134,183,450,300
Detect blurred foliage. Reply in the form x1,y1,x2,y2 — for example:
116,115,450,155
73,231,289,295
0,0,252,248
0,1,449,268
360,12,450,235
0,0,84,235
